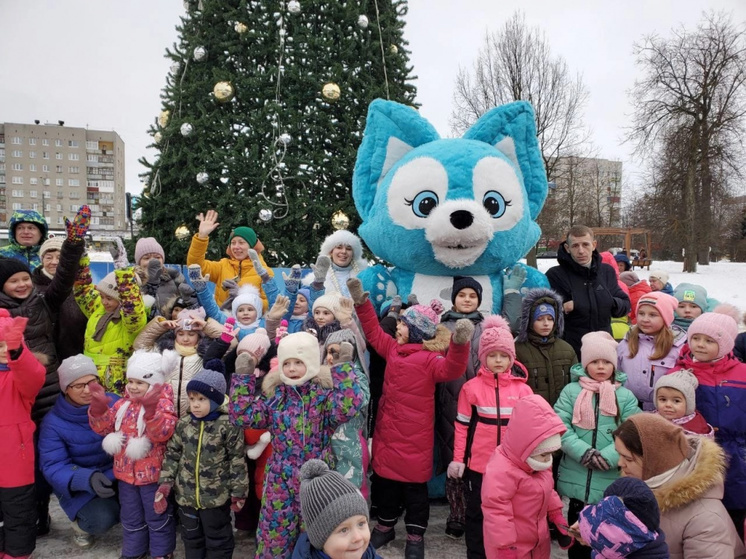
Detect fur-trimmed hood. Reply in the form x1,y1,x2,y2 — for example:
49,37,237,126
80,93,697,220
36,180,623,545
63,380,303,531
261,363,333,396
516,288,564,342
422,323,451,352
653,436,725,513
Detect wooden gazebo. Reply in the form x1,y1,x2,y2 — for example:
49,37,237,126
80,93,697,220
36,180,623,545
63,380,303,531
591,227,652,261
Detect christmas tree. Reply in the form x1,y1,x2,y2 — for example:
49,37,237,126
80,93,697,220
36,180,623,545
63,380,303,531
138,0,417,265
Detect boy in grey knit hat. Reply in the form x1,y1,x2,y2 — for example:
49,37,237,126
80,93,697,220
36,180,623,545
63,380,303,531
293,459,380,559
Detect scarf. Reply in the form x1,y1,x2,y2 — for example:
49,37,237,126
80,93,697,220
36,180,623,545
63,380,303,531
441,309,484,324
527,329,555,346
327,261,360,296
572,376,620,430
174,342,198,357
303,316,341,345
190,409,221,422
93,310,122,342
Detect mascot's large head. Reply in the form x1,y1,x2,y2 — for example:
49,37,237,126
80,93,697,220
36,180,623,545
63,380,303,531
352,100,547,275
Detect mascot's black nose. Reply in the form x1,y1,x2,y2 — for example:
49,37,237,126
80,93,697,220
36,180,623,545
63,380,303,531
450,210,474,230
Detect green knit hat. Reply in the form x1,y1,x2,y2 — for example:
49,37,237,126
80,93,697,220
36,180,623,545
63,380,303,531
230,226,258,248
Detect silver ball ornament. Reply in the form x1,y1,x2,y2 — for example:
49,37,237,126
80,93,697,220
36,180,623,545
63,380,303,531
357,15,369,28
193,46,207,61
288,0,301,14
259,209,273,222
279,133,292,146
180,123,193,136
196,172,209,185
170,62,181,74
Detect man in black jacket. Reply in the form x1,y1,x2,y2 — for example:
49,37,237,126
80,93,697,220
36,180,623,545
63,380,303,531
546,225,630,358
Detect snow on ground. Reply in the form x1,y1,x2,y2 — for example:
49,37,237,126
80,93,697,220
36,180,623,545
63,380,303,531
531,258,746,315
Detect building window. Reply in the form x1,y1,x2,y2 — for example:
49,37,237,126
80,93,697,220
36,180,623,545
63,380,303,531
56,204,62,212
68,140,79,148
29,138,36,146
87,154,97,163
29,164,36,172
42,151,49,159
0,176,5,184
11,137,21,145
12,150,22,158
57,216,63,225
11,177,23,185
29,178,38,185
56,178,63,186
42,139,49,146
70,204,77,212
68,153,80,161
68,179,80,187
86,141,98,150
11,190,23,197
45,204,50,212
43,191,50,199
0,163,4,171
11,163,22,171
32,204,38,211
29,191,37,198
29,151,36,159
42,165,49,172
43,178,50,186
56,153,62,160
69,166,79,174
12,203,22,210
55,139,62,147
56,165,63,173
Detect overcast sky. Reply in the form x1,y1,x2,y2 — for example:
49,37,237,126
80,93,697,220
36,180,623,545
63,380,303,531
1,0,744,196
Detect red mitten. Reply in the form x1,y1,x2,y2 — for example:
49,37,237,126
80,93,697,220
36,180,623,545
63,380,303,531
230,497,246,512
153,483,172,514
88,382,112,417
3,316,28,351
65,204,92,242
496,548,519,559
140,384,164,420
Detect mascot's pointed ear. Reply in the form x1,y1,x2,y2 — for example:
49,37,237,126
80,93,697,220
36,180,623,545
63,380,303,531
353,99,440,220
463,101,548,219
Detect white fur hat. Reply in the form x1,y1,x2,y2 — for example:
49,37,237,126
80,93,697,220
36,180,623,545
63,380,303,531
126,350,165,386
319,230,368,271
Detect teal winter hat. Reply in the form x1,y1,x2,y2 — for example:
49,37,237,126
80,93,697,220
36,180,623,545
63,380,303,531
673,283,708,312
230,226,258,248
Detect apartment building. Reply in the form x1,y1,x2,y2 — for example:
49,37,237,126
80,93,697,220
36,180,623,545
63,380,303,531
0,122,126,238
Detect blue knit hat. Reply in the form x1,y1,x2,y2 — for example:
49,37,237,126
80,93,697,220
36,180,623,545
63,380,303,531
297,287,311,304
532,302,556,322
186,359,226,408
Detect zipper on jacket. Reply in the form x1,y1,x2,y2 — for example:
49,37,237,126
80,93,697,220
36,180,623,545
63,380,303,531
177,357,184,417
584,397,600,504
494,374,501,447
195,421,204,509
649,365,656,388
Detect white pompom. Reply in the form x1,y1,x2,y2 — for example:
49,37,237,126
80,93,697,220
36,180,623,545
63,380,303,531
125,436,152,460
142,295,156,309
102,431,126,456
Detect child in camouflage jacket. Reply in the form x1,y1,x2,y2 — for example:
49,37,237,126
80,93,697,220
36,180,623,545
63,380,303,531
156,361,248,559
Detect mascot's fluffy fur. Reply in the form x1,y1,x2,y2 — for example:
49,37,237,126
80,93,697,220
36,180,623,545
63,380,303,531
352,99,550,314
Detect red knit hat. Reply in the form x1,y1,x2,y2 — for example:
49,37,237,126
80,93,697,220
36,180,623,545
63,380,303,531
478,315,515,366
636,292,678,327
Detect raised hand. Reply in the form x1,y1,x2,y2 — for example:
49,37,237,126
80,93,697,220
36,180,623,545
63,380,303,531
345,278,369,306
188,264,210,292
235,353,257,376
248,249,270,282
196,209,220,239
503,264,527,293
66,204,92,243
452,318,475,345
88,382,112,417
311,255,331,288
140,384,164,420
330,341,354,365
282,265,302,294
220,317,240,342
267,295,290,321
2,316,28,351
336,297,354,325
146,259,163,285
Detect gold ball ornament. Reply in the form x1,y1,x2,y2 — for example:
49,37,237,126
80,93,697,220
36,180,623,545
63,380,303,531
322,82,341,101
389,44,399,54
213,81,235,103
158,110,170,128
175,225,191,241
234,22,248,34
331,210,350,230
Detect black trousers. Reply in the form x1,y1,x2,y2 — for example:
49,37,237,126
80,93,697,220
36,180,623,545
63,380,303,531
371,473,429,536
728,508,746,541
0,484,37,557
567,498,592,559
33,428,52,526
464,469,486,559
178,502,234,559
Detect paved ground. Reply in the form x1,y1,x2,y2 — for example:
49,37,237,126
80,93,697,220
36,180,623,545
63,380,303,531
34,496,569,558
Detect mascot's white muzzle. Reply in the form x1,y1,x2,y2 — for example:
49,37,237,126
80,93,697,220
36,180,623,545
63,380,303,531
425,200,494,268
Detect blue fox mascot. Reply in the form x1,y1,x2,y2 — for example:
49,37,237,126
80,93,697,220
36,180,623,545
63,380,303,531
352,99,549,314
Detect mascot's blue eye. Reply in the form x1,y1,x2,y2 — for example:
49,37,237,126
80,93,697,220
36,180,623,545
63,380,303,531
406,191,439,218
483,191,508,218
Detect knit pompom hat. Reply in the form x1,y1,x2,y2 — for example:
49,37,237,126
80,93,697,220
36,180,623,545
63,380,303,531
58,354,98,392
237,328,271,361
580,331,618,369
299,459,369,549
674,283,708,312
636,292,679,328
232,285,263,321
0,258,31,291
478,314,515,366
186,360,227,407
400,299,441,344
278,331,322,386
687,311,739,359
648,270,669,285
627,414,690,480
654,369,698,416
230,226,258,248
451,276,483,308
134,237,165,265
126,350,165,387
40,237,64,259
313,293,341,317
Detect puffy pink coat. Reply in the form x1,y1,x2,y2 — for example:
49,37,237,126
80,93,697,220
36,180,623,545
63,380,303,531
481,395,566,559
454,363,534,474
356,299,469,483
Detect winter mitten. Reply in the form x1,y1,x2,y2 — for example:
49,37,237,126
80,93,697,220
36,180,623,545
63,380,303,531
548,509,574,550
2,316,28,351
336,297,354,325
221,317,239,343
178,281,196,299
235,353,257,376
147,259,163,286
187,264,210,292
87,382,112,418
330,341,354,365
282,264,302,294
153,483,172,515
221,278,239,297
231,497,246,513
246,432,271,459
503,264,527,294
387,295,403,318
267,295,290,321
65,204,92,243
447,461,465,479
346,278,369,306
452,319,475,345
248,249,270,283
140,384,164,420
311,255,331,290
89,472,115,499
407,293,419,306
496,548,519,559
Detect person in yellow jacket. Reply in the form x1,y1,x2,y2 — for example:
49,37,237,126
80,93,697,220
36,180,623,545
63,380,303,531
74,256,147,394
186,209,273,310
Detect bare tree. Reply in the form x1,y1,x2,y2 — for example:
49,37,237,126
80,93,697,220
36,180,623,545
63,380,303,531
628,11,746,272
451,11,590,181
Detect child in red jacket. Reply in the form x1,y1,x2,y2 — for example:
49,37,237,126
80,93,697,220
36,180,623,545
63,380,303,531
347,278,473,559
0,313,45,559
448,315,533,559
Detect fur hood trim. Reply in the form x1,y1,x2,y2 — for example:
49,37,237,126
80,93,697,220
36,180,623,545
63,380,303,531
516,288,564,342
653,437,726,513
261,363,334,396
422,324,451,352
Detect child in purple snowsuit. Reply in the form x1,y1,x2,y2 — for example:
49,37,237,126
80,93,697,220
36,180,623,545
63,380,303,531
229,331,364,559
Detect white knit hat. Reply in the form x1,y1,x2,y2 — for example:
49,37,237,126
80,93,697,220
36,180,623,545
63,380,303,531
232,285,263,321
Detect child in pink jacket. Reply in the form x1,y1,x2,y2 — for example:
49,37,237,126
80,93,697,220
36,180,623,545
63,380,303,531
481,395,572,559
447,315,533,558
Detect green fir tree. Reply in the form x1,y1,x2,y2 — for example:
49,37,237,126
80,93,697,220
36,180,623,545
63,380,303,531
138,0,417,265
